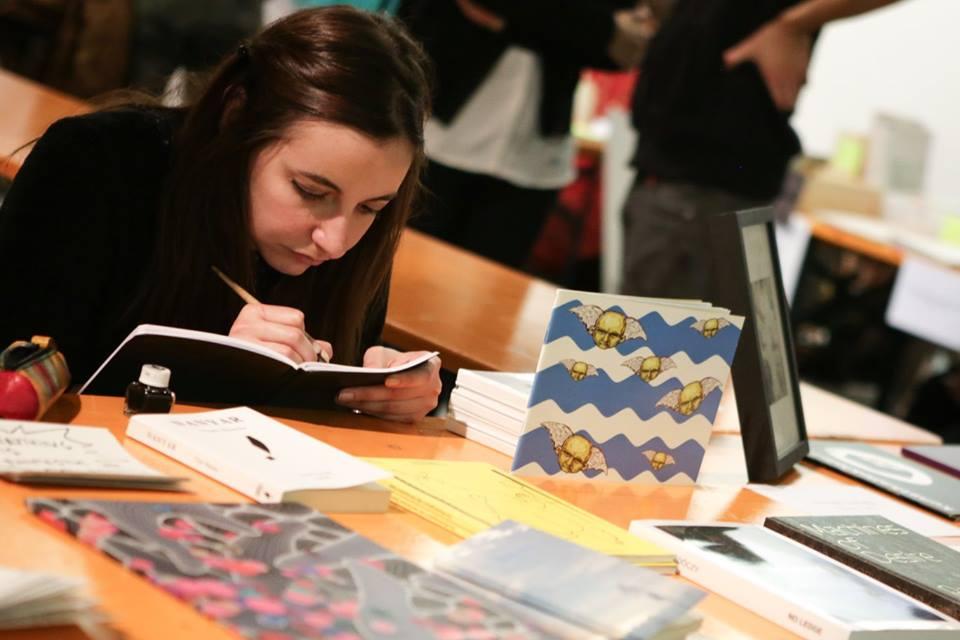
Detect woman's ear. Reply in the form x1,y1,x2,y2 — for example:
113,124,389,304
220,86,247,132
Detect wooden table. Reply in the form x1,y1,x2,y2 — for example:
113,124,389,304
805,215,904,266
0,70,89,180
386,229,556,373
3,395,953,640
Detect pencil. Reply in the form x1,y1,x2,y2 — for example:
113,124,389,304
211,265,330,363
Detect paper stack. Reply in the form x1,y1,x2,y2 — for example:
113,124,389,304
0,566,98,631
370,458,675,572
447,369,533,455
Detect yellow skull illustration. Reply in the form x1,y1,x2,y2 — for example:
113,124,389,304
639,356,663,381
701,318,720,338
678,381,705,415
557,434,593,473
649,451,669,470
569,361,589,381
592,311,627,349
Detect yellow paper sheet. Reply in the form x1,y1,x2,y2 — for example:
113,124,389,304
369,458,673,568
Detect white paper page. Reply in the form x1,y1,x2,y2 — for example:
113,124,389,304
0,567,89,620
0,421,171,479
746,483,960,537
298,350,438,373
898,230,960,267
886,257,960,351
697,435,749,486
774,215,812,303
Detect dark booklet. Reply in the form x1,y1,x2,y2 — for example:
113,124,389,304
79,324,435,409
27,499,570,639
903,446,960,481
765,515,960,620
806,440,960,520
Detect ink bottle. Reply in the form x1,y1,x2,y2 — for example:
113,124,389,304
124,364,175,415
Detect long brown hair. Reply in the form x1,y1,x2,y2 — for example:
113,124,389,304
142,7,431,364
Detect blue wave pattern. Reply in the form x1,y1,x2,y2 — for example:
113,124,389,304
511,426,705,482
527,363,722,423
544,300,741,366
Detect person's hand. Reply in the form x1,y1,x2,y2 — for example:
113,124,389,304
229,303,332,364
336,346,442,423
723,18,812,111
456,0,504,32
608,5,659,69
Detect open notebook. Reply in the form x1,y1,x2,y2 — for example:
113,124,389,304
80,324,436,409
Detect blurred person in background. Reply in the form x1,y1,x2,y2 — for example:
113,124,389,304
399,0,658,270
620,0,904,300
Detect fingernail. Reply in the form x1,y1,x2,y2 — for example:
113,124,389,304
338,391,354,402
385,377,400,388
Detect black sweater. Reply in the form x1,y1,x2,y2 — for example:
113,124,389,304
0,109,385,383
631,0,808,200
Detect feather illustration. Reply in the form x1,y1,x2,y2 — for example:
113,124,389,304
246,435,275,460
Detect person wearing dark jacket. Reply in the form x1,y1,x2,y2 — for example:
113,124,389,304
399,0,654,268
0,8,441,422
621,0,903,299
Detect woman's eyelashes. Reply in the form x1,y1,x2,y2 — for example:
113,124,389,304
292,180,387,215
292,180,328,201
358,203,387,216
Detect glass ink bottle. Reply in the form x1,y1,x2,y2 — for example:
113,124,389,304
124,364,175,415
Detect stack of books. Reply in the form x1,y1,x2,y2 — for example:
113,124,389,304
447,369,532,456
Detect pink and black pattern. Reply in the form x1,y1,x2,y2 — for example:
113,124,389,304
28,499,554,639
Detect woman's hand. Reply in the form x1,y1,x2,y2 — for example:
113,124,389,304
229,303,332,364
336,346,442,423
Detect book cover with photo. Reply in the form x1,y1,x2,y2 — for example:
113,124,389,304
511,289,743,484
436,521,703,640
28,499,569,640
634,522,960,640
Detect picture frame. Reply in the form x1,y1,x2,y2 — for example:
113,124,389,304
708,207,809,482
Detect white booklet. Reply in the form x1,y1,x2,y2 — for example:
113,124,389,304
631,521,960,640
126,407,392,513
0,420,183,489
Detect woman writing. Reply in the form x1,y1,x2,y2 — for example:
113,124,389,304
0,7,441,422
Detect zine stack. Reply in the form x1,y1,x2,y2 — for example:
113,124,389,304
447,369,533,456
0,566,99,631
